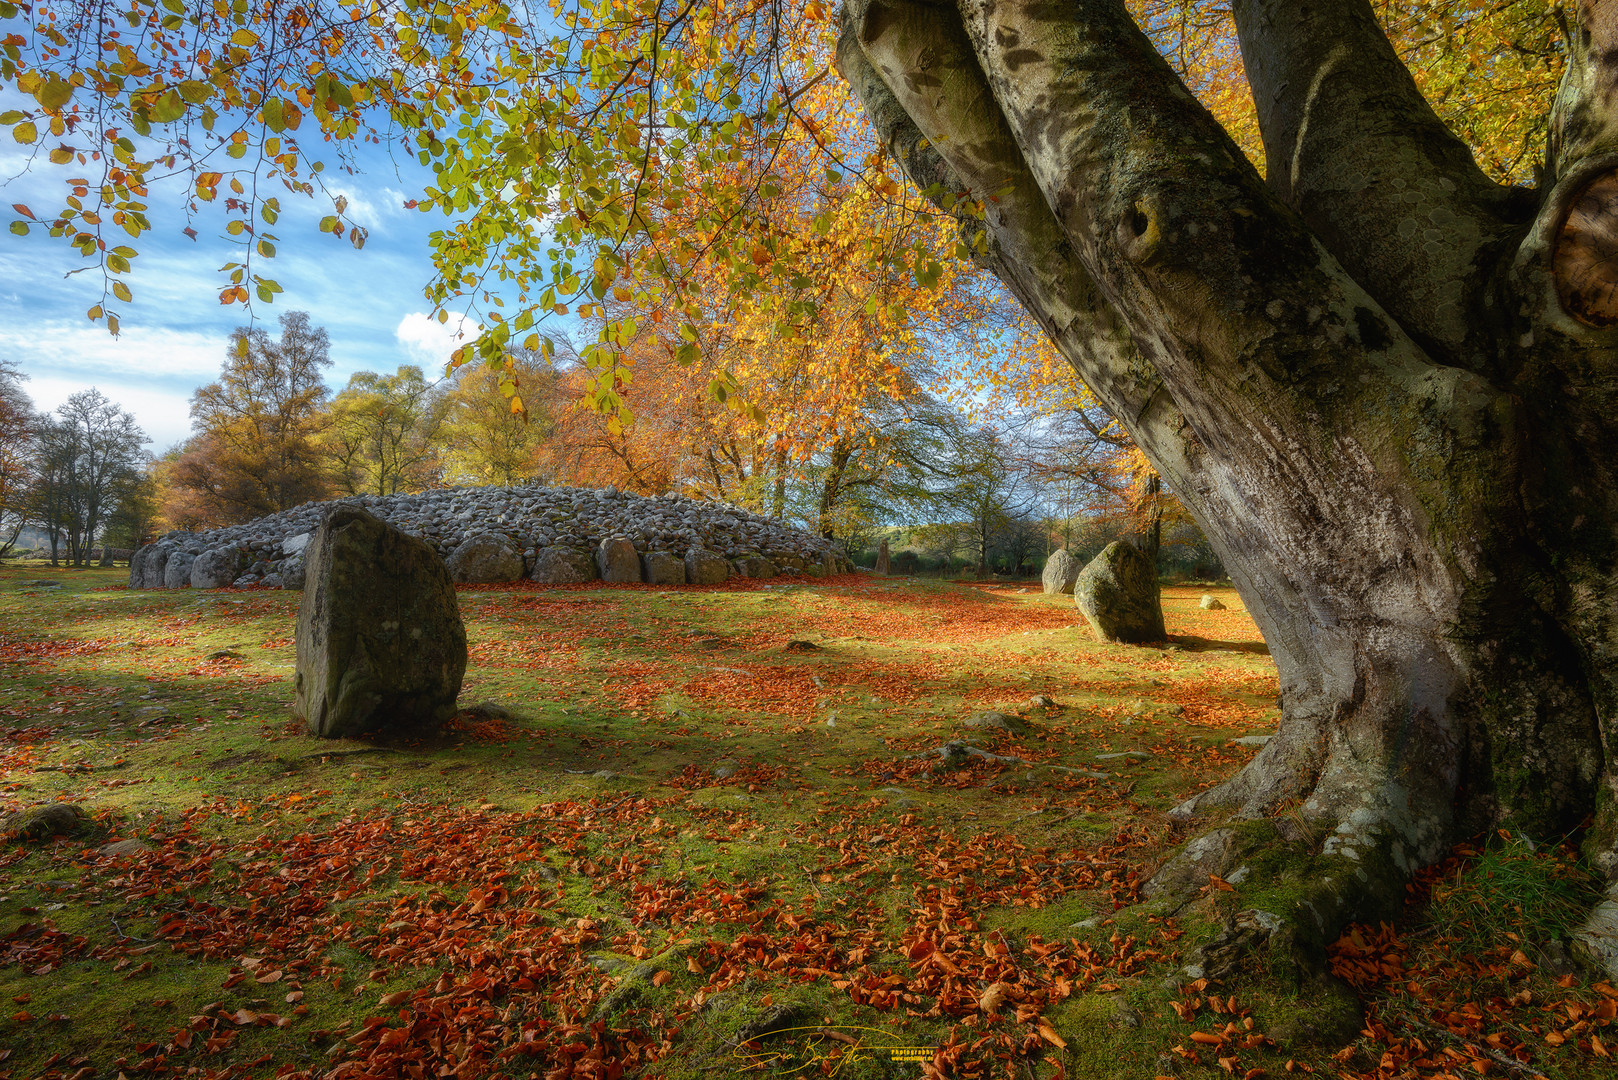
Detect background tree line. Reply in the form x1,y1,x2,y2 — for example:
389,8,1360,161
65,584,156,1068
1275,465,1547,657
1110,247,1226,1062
1,307,1219,578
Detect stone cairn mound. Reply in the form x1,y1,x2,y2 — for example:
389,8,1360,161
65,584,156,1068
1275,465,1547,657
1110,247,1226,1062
129,485,854,591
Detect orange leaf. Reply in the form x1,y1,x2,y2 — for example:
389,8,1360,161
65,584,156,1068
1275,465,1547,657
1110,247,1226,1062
652,970,672,987
379,991,409,1007
1037,1021,1067,1049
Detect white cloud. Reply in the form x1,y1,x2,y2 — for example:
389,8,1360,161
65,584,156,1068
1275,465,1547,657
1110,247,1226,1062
395,311,472,373
0,319,223,381
330,186,409,230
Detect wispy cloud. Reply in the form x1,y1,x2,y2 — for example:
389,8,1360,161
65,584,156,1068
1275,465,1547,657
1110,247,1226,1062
395,311,472,373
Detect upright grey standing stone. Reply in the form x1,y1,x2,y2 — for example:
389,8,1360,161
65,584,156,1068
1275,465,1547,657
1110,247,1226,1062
163,551,197,590
530,546,597,583
445,532,524,583
295,507,467,739
642,550,686,585
137,541,176,589
684,548,729,585
1074,540,1166,644
876,538,890,575
190,547,243,589
1041,548,1082,595
596,537,640,583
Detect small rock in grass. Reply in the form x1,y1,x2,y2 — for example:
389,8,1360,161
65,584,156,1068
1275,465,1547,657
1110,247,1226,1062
3,803,89,842
1232,735,1273,748
965,711,1028,734
1199,594,1227,610
1028,694,1057,708
97,838,150,858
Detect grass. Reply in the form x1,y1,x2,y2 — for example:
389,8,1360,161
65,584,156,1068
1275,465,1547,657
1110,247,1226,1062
0,563,1613,1080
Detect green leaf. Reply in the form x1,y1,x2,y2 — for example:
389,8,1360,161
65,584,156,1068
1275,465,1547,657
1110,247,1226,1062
112,280,132,302
8,221,27,236
12,121,37,144
149,90,185,124
262,96,286,132
36,76,73,110
178,80,212,104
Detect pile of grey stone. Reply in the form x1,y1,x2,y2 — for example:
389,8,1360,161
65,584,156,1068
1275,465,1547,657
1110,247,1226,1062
128,484,854,591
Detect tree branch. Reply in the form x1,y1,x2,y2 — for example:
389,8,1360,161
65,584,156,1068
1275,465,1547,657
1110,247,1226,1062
1230,0,1536,370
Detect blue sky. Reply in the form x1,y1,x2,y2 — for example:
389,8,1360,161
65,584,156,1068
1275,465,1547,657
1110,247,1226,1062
1,128,478,452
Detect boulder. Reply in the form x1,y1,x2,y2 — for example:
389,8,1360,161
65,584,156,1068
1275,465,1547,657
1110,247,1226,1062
685,548,730,585
294,507,467,739
737,555,777,579
2,802,88,842
1074,541,1165,644
190,547,243,589
1041,548,1082,595
1200,594,1227,610
530,546,597,583
162,551,197,590
281,556,307,590
445,532,524,583
596,537,640,583
130,542,173,589
642,550,686,585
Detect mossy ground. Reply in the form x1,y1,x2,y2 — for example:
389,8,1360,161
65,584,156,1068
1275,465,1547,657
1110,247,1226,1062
0,565,1612,1079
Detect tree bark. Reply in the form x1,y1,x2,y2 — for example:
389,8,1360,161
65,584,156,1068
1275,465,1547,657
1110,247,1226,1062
839,0,1618,963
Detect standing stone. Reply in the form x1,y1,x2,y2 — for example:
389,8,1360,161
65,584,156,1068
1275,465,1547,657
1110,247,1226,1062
530,546,598,583
163,551,197,590
1074,541,1165,644
684,548,730,585
1041,548,1082,595
190,547,243,589
876,537,891,575
642,550,686,585
596,537,640,583
130,542,173,589
294,507,467,739
445,532,524,583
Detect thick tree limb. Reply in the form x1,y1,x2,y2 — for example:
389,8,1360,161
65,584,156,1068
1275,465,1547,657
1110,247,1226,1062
1230,0,1535,367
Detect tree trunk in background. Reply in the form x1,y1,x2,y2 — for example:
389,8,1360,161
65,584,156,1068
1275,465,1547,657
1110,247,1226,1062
838,0,1618,961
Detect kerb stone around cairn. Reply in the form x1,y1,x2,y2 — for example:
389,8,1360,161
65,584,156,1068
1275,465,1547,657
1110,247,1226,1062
597,537,640,582
1041,548,1082,595
642,550,686,585
684,548,729,585
295,507,467,738
445,532,524,583
1073,540,1165,644
530,546,597,583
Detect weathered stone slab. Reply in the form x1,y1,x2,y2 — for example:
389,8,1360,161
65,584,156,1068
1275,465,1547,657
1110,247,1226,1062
295,507,467,739
1074,541,1165,644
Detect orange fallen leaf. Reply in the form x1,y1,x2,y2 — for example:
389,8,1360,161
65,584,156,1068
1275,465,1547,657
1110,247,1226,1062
652,970,672,987
379,991,410,1007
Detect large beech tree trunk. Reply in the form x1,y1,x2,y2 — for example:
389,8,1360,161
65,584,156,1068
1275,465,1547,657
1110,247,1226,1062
837,0,1618,955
